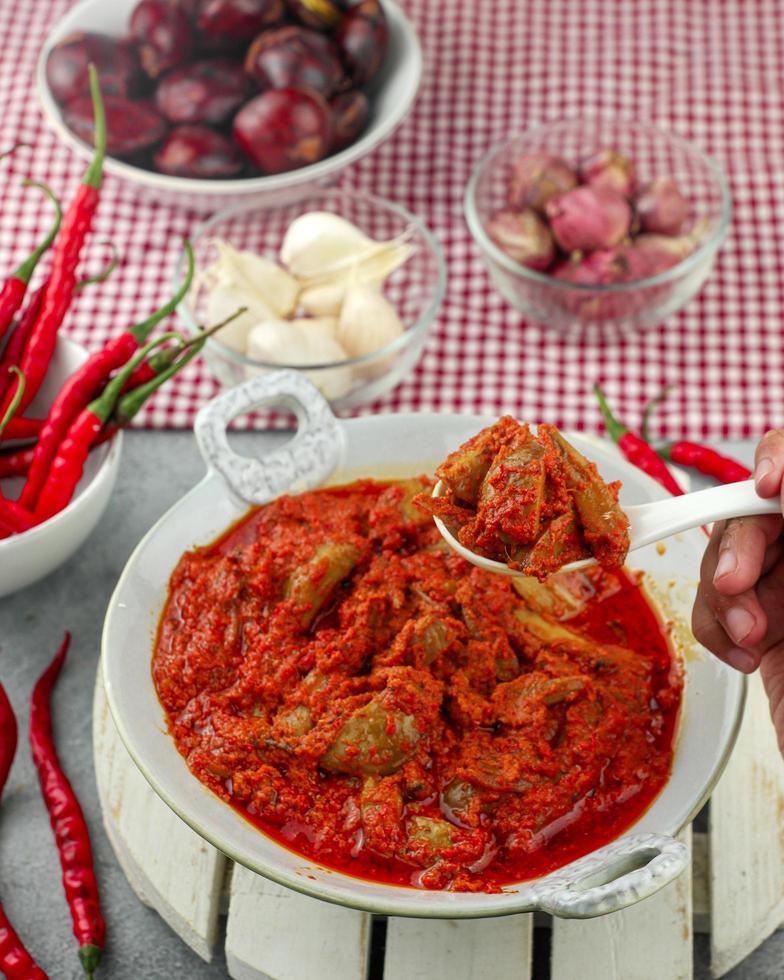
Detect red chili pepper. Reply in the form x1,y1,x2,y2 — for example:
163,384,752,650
30,634,104,980
0,66,106,420
0,182,62,344
0,286,44,405
0,682,49,979
19,242,194,511
34,334,177,522
0,446,33,479
0,417,42,443
594,384,685,497
660,441,751,483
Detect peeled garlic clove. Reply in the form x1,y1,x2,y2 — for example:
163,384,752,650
213,240,299,318
246,318,353,401
337,282,404,378
207,283,273,354
298,241,415,316
296,316,340,339
280,211,377,278
298,280,346,317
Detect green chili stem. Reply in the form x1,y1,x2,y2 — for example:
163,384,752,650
593,384,628,445
639,384,676,442
88,333,179,423
0,142,31,162
114,340,206,427
84,65,106,190
129,241,195,344
75,241,120,293
147,306,247,374
0,368,25,438
14,182,63,284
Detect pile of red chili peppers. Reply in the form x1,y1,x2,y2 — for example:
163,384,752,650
1,635,100,978
0,65,233,541
594,383,751,494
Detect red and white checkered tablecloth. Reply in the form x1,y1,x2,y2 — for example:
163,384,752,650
1,0,783,437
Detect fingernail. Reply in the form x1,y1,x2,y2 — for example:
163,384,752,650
714,549,737,581
725,606,755,643
726,647,758,673
755,457,773,490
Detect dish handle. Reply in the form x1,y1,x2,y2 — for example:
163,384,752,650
531,832,688,918
194,371,346,505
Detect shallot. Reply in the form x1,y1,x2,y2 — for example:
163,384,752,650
486,208,554,269
634,178,689,236
580,147,636,196
508,152,577,211
546,186,631,252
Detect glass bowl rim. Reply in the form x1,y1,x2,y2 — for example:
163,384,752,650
175,188,447,372
464,118,732,293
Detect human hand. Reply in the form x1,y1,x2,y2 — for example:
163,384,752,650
692,430,784,754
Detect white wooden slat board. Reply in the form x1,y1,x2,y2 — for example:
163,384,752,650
226,867,371,980
550,826,693,980
709,672,784,978
92,676,227,963
93,666,782,980
383,914,532,980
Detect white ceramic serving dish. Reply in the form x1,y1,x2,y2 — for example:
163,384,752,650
0,337,122,598
102,372,744,919
36,0,423,213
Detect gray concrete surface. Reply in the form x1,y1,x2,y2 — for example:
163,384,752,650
0,431,781,979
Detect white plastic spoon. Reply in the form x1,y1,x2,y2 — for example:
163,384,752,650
432,478,781,577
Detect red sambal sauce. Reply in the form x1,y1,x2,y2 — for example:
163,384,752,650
153,478,682,893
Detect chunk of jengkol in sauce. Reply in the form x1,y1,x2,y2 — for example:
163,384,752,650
418,419,630,578
154,479,677,895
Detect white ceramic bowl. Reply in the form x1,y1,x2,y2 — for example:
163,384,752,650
0,337,122,598
36,0,423,213
102,372,744,919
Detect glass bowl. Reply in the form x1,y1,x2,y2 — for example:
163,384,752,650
176,189,446,410
465,120,731,338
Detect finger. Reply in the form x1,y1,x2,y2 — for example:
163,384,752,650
699,520,724,581
692,583,762,673
754,429,784,496
712,515,782,596
712,587,769,649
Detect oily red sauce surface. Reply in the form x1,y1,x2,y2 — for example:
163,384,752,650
153,479,681,893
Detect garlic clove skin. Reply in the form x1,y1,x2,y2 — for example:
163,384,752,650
245,317,354,401
298,241,415,316
296,316,340,340
212,240,300,319
280,211,377,279
337,282,404,378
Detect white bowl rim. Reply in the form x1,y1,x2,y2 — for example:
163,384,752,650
176,188,447,370
101,408,745,918
464,118,733,292
0,337,123,550
36,0,423,197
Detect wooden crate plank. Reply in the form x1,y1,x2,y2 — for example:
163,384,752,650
225,865,371,980
692,831,710,934
383,914,533,980
551,826,693,980
92,674,226,962
709,673,784,977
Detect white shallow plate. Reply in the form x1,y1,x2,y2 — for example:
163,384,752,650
102,372,744,919
37,0,423,212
